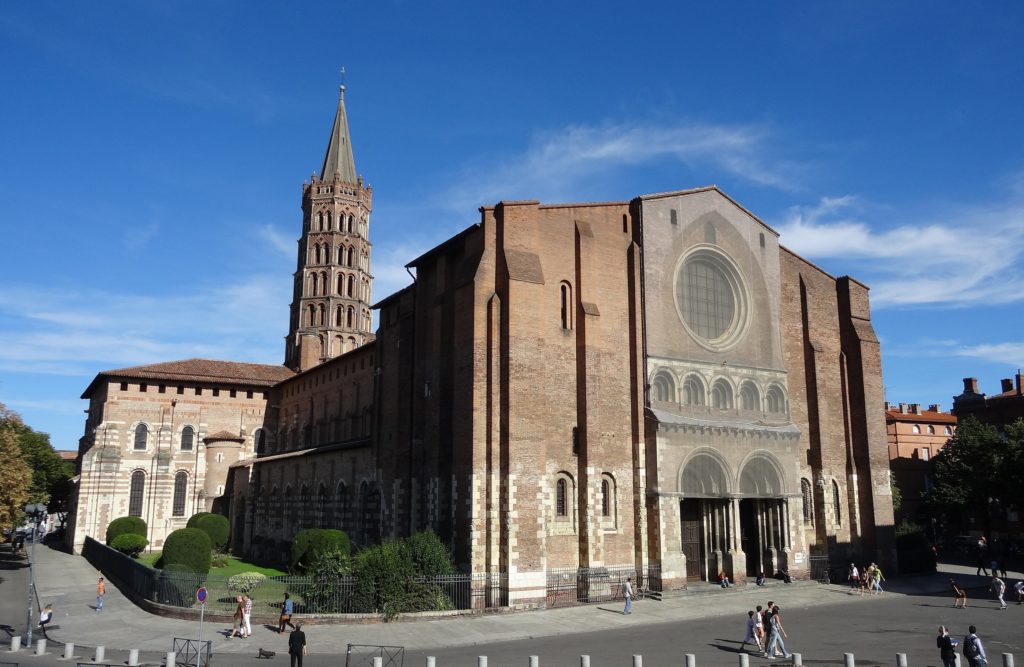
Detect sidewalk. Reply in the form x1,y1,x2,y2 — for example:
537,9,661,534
30,541,1023,658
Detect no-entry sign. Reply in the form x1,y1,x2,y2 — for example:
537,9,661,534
196,587,208,604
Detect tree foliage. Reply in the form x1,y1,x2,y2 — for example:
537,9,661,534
106,516,147,544
162,527,212,574
192,513,230,552
928,416,1024,525
290,528,351,573
0,404,33,535
110,533,149,558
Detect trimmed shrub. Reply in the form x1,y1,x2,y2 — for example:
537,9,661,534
192,513,230,552
162,528,212,574
227,571,267,596
290,528,351,573
186,512,212,529
105,516,147,545
110,533,148,558
156,563,203,607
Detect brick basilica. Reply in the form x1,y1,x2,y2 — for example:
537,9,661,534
68,84,895,605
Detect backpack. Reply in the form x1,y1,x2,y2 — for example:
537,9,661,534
963,635,979,659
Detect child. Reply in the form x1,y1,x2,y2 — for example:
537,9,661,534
38,604,53,629
950,578,967,609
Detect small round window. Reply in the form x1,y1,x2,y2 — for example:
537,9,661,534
674,247,749,350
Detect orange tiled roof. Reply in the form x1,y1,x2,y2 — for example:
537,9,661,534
885,409,958,424
83,358,294,397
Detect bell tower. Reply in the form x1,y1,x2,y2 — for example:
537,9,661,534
285,83,374,372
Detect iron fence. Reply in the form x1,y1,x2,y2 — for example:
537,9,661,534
172,638,212,667
809,555,831,583
546,565,662,608
346,644,404,667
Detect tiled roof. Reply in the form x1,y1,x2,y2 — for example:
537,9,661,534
204,430,244,442
885,409,958,424
83,358,294,397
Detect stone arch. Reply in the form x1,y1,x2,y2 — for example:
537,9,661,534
738,451,786,497
651,369,676,403
738,380,761,412
765,384,788,415
710,376,735,410
679,449,731,497
682,373,706,406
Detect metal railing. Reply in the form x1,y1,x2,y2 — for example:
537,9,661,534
546,565,662,608
346,644,404,667
809,554,831,583
172,638,212,667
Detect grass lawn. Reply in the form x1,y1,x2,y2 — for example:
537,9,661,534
138,551,286,577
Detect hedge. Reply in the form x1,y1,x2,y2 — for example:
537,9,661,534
192,513,230,552
110,533,148,558
162,528,212,574
186,512,212,529
290,528,351,573
106,516,147,545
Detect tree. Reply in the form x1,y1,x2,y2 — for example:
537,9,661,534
0,404,33,535
928,416,1022,534
889,470,903,517
14,421,74,505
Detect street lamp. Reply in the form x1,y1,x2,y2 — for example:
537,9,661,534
24,502,47,647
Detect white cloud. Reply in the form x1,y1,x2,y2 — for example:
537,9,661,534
775,195,1024,307
442,120,800,211
258,224,296,257
952,342,1024,366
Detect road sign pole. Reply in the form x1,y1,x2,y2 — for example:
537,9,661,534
195,587,208,667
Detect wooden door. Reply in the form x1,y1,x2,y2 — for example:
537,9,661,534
680,499,704,581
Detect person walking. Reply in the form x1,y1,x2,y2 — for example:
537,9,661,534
95,576,105,611
871,563,885,595
228,595,243,639
1014,580,1024,604
288,623,307,667
38,604,53,631
764,605,790,659
622,576,634,615
991,575,1006,610
935,625,959,667
848,563,859,592
753,605,765,652
279,592,296,633
962,625,987,667
740,610,758,652
951,578,968,608
241,594,254,638
975,537,989,576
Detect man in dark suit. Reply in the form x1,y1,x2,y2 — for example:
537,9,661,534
288,623,307,667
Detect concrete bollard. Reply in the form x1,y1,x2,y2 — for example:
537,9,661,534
633,656,642,667
64,642,75,660
95,645,106,662
844,654,855,667
581,656,590,667
477,657,487,667
897,653,908,667
738,654,749,667
128,648,139,666
426,658,435,667
9,636,19,653
530,657,539,667
792,654,803,666
374,658,383,667
36,639,47,656
167,650,177,666
685,654,696,667
1002,654,1015,667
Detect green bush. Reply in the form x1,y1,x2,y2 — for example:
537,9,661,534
211,553,229,568
106,516,147,545
895,521,936,574
162,528,212,574
186,512,212,529
192,513,230,552
227,571,267,596
298,550,351,613
110,533,148,558
156,563,203,607
348,531,456,619
407,530,455,576
291,528,351,573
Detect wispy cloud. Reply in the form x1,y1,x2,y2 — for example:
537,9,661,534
775,194,1024,307
442,120,801,211
123,221,160,250
258,224,296,257
0,274,289,375
887,338,1024,367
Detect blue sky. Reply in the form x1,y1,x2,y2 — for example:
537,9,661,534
1,2,1022,449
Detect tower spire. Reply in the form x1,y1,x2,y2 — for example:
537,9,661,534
320,69,357,183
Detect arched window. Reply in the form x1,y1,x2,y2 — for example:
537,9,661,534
927,425,935,434
600,474,616,525
320,271,328,295
326,211,333,230
801,478,813,524
347,246,354,267
347,215,354,233
128,470,145,517
945,425,953,435
307,304,316,327
172,471,188,516
739,382,760,411
255,429,266,455
347,275,355,297
180,426,194,451
766,386,786,415
315,245,322,264
335,305,343,326
318,304,326,326
683,375,705,406
556,479,568,516
348,336,357,350
311,273,319,296
912,424,921,434
652,372,675,403
346,307,354,328
559,282,572,330
316,212,324,230
133,424,148,451
711,380,733,409
832,479,842,526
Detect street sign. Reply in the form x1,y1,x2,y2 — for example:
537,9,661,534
196,587,208,604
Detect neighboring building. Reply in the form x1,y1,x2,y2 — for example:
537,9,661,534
885,402,956,523
70,82,896,602
953,373,1024,430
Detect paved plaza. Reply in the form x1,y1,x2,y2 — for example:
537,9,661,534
1,540,1022,666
